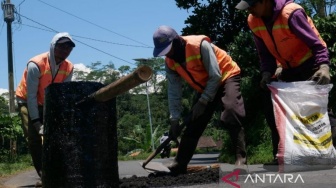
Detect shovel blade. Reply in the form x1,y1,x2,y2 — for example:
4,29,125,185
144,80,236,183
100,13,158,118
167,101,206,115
139,162,170,173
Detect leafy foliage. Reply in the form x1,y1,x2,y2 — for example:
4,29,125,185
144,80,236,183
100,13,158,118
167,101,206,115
313,13,336,70
296,0,335,17
117,93,169,154
0,114,22,140
176,0,250,49
313,13,336,110
0,95,9,115
0,114,25,162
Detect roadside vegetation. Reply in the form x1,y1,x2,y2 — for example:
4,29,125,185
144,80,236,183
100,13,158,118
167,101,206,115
1,0,335,178
0,154,32,178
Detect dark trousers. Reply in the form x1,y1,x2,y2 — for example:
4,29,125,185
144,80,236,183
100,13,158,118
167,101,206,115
18,103,43,177
182,75,246,155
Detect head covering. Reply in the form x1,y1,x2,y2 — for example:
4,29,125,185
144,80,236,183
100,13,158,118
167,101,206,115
153,25,178,57
235,0,258,10
57,37,76,47
49,32,75,76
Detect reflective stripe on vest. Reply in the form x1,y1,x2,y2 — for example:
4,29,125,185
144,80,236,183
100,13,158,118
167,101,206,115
248,3,326,69
166,35,240,93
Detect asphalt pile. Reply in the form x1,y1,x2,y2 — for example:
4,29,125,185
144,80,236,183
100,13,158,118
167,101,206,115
119,168,219,188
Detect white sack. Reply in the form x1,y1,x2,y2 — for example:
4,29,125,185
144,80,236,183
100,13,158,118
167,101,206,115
268,81,336,172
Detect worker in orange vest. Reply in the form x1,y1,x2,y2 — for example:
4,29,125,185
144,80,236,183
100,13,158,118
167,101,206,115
153,25,248,175
236,0,336,171
16,32,75,186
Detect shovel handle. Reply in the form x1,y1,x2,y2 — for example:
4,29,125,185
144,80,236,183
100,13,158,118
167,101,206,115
142,137,172,168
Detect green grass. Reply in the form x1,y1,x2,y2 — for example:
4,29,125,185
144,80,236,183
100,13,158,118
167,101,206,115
0,154,33,178
217,139,274,165
247,142,274,164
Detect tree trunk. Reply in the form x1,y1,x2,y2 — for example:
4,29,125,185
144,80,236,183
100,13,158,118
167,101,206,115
9,139,17,160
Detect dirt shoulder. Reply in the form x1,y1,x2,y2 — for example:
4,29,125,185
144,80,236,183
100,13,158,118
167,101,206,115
0,167,34,188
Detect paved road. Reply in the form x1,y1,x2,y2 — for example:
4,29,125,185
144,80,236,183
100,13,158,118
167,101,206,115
2,153,336,187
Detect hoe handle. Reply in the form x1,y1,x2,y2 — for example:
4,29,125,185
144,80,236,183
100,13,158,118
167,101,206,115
142,115,191,168
142,137,172,168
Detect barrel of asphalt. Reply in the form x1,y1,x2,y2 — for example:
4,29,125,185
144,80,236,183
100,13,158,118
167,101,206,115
42,82,119,188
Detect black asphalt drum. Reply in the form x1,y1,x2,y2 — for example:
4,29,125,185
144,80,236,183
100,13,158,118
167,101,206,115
43,81,118,188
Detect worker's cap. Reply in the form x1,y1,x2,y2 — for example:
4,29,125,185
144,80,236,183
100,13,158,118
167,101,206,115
153,25,178,57
235,0,258,10
57,37,76,47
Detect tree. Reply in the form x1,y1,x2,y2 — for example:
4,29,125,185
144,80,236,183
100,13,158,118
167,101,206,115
0,95,9,115
134,58,166,94
0,114,23,161
118,65,131,75
84,62,120,84
175,0,249,49
313,13,336,110
297,0,335,17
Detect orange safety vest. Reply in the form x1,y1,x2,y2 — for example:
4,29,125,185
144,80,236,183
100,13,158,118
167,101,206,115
166,35,240,93
248,3,326,69
16,52,73,105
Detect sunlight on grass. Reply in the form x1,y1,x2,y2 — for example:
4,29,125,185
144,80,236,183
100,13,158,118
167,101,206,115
247,142,274,164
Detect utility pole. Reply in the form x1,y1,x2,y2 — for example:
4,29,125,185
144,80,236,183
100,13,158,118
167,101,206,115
145,81,154,151
2,0,15,113
133,58,155,151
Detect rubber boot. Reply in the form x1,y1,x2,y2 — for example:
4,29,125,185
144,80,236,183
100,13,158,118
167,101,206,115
168,137,199,175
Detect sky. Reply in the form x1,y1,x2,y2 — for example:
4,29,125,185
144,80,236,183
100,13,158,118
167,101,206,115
0,0,192,93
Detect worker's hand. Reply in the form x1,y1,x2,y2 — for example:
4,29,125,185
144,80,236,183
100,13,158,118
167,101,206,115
32,121,44,136
260,72,272,90
39,125,44,136
169,119,181,139
274,67,283,80
311,64,330,85
191,99,207,121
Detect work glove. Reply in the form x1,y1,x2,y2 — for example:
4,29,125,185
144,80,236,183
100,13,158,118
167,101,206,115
169,119,181,140
191,98,207,121
274,67,283,80
311,64,330,85
32,121,44,136
260,72,272,90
